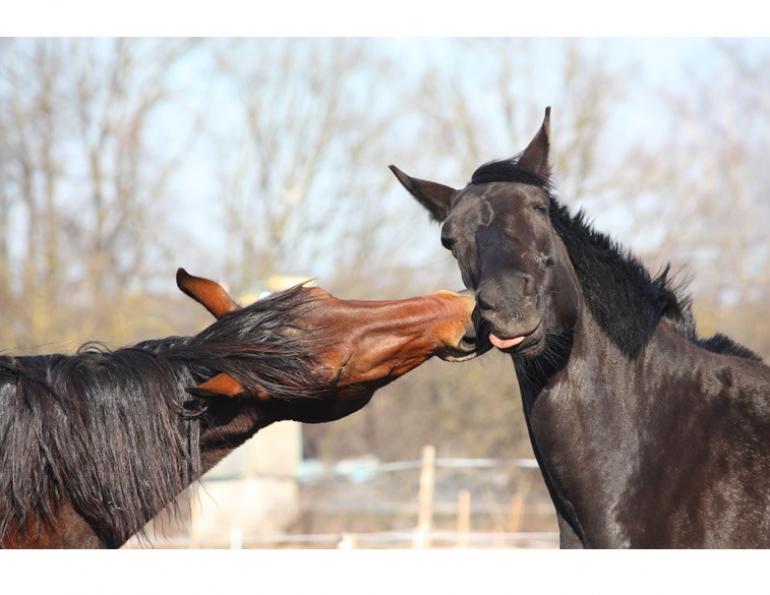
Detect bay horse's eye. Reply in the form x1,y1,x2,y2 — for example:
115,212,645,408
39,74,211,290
533,204,549,215
441,235,456,250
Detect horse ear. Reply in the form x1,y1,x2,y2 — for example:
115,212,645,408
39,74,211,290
187,372,271,400
187,373,246,398
389,165,457,222
176,268,240,319
517,106,551,178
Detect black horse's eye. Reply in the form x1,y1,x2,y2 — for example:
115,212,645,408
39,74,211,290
441,235,455,250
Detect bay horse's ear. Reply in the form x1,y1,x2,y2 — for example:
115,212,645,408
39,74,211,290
187,373,246,398
517,106,551,179
389,165,457,222
186,372,270,400
176,268,240,319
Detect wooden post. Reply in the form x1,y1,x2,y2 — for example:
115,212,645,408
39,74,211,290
229,527,243,549
508,476,532,534
414,444,436,548
507,494,525,534
456,489,471,548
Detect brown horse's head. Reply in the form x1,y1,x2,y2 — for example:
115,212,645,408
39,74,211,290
176,269,485,422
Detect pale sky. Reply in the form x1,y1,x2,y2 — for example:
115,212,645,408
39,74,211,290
159,38,763,285
7,38,767,294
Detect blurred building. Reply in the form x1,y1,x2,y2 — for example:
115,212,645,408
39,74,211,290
192,420,302,542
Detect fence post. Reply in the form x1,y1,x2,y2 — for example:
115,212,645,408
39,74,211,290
508,476,532,536
456,489,471,548
229,527,243,549
507,494,525,534
338,533,357,549
413,444,436,548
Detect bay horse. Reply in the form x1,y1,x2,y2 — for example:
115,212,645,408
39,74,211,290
391,108,770,548
0,269,482,548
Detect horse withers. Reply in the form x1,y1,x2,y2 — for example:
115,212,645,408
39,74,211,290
0,270,484,548
392,108,770,548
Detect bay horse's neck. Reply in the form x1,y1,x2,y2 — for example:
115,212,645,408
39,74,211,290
0,351,275,549
6,407,273,549
2,411,270,549
197,403,273,476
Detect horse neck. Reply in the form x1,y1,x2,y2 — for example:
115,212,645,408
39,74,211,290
0,349,275,549
514,299,654,546
515,281,770,546
197,403,273,475
118,392,276,546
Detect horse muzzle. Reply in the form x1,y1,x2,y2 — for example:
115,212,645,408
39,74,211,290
439,290,492,362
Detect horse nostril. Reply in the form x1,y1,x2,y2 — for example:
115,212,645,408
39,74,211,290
521,274,535,294
461,318,477,345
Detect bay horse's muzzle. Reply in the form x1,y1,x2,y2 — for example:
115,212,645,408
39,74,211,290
439,289,492,362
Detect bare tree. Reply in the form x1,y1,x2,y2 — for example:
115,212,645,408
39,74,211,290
586,42,770,358
213,39,417,297
409,40,624,203
0,39,198,350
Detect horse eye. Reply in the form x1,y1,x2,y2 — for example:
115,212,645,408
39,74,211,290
441,235,455,250
533,204,549,214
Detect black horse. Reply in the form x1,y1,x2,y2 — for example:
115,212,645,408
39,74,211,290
391,108,770,548
0,269,479,548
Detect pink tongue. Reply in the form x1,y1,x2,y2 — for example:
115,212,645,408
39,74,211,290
489,334,525,350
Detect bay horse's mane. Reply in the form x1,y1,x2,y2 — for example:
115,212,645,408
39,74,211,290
470,157,761,362
0,285,327,547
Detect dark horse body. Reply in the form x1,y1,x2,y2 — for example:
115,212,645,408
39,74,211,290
392,109,770,548
1,270,480,548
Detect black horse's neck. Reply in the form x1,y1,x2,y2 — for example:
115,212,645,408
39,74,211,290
513,303,616,547
511,200,768,547
511,197,691,420
549,201,688,357
514,197,761,401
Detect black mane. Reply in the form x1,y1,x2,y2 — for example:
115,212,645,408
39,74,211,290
469,157,761,362
471,156,552,191
0,285,327,547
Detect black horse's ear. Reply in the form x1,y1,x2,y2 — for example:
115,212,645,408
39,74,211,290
518,106,551,179
389,165,457,222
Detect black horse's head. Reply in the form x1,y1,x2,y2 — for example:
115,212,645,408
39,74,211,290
391,108,580,356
